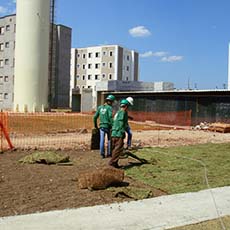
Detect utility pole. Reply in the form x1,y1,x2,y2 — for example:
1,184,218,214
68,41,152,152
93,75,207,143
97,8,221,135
187,77,190,90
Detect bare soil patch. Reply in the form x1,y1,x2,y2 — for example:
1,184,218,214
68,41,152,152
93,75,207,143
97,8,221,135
0,149,165,217
1,129,230,217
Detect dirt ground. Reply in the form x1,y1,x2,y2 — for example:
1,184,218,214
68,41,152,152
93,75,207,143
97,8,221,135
1,129,230,218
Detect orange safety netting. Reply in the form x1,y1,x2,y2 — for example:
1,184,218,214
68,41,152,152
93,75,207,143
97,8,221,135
128,110,192,126
5,111,191,150
0,112,14,151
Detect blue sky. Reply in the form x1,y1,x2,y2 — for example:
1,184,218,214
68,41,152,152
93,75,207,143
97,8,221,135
1,0,230,90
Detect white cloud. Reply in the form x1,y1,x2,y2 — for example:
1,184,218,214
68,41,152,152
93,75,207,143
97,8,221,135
152,51,168,57
161,55,183,62
0,6,8,14
140,51,168,58
129,26,151,37
140,51,154,58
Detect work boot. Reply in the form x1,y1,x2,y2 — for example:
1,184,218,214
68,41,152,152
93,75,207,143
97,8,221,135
108,162,120,168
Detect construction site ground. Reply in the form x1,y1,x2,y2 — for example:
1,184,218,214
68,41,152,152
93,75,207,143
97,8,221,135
1,129,230,218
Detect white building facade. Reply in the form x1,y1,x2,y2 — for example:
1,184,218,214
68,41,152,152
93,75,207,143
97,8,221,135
0,14,71,111
0,14,16,110
70,45,139,110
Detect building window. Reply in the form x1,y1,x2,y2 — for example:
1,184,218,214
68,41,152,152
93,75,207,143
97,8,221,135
77,53,80,58
109,62,113,68
82,75,85,80
102,74,106,78
83,54,86,58
88,63,92,69
0,43,3,51
126,77,129,81
102,62,106,67
0,60,3,67
4,76,9,82
109,51,113,56
95,63,100,69
5,59,9,65
77,64,80,69
6,25,10,31
0,27,4,35
88,75,91,80
126,66,129,71
82,64,85,69
4,93,8,99
12,58,15,67
109,74,112,80
0,76,3,83
103,51,107,56
88,86,91,88
5,42,9,48
127,55,130,61
95,74,99,80
95,52,100,58
88,53,92,58
14,24,16,33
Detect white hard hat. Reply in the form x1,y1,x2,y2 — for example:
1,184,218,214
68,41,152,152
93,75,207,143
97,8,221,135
126,97,134,106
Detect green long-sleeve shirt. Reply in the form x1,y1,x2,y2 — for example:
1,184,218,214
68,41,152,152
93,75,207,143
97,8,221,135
111,109,128,138
93,104,113,129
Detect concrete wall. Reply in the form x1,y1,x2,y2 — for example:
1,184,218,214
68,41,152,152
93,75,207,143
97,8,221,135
81,88,93,112
54,25,72,108
154,82,174,91
96,80,175,92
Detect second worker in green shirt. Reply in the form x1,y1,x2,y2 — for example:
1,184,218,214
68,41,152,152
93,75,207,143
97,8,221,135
93,94,115,158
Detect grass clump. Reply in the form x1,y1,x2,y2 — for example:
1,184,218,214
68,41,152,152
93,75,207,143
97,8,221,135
18,151,70,164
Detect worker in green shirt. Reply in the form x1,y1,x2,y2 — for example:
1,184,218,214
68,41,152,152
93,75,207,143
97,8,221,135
109,99,130,168
93,94,115,158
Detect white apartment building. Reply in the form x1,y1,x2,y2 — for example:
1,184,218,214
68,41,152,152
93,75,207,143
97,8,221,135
0,14,16,110
0,14,71,111
70,45,139,110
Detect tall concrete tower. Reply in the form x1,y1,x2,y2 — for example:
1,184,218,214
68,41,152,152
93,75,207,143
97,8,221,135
14,0,51,112
228,43,230,90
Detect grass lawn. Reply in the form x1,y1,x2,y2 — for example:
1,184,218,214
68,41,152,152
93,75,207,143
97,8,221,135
125,143,230,194
169,215,230,230
125,143,230,230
